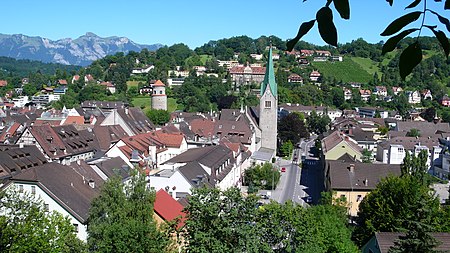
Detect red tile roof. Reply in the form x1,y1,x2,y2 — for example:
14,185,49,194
154,189,186,228
62,116,85,125
229,66,266,75
58,79,68,85
0,80,7,87
189,118,215,137
0,122,21,142
152,80,165,87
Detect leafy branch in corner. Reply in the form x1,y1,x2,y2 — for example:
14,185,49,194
288,0,450,80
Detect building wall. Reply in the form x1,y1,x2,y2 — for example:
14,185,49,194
388,145,406,164
333,189,370,217
259,85,277,153
149,171,193,199
7,182,87,241
101,110,135,136
324,142,362,161
152,86,167,111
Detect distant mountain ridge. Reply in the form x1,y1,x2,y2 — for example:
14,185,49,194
0,32,163,66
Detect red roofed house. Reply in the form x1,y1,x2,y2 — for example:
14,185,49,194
57,79,68,85
229,64,266,87
442,95,450,107
0,122,22,143
105,129,188,169
300,49,314,56
315,50,331,56
100,81,116,94
0,80,8,87
61,116,87,126
309,70,321,82
287,73,303,84
154,189,186,229
360,89,372,102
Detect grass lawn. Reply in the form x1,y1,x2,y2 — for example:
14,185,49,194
311,58,372,83
350,57,381,79
126,81,141,89
132,96,180,113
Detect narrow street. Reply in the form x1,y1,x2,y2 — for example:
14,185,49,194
270,136,324,206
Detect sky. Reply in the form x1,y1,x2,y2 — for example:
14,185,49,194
2,0,447,49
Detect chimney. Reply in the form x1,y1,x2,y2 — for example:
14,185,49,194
364,178,369,186
19,142,24,148
77,159,81,165
125,107,129,115
88,179,95,189
349,164,355,173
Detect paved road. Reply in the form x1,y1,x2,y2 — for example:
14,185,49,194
271,136,323,206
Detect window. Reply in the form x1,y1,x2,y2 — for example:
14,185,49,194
44,204,49,212
264,100,271,108
356,195,363,202
18,185,23,193
159,90,163,94
31,186,36,195
73,224,79,233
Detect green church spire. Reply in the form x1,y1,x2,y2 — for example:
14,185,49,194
260,46,277,97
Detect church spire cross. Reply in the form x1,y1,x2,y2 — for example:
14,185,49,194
260,45,277,97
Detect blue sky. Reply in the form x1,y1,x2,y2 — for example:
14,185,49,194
2,0,447,49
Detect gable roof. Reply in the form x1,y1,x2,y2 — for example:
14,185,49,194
12,162,100,222
0,145,47,179
116,108,155,135
178,161,214,188
372,232,450,253
395,121,450,137
322,131,362,154
154,189,186,228
327,160,400,190
164,145,232,170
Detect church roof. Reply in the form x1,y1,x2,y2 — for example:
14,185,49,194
260,46,277,97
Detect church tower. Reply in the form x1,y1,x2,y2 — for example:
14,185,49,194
151,80,167,110
259,46,278,153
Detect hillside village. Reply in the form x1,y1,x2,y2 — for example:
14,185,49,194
1,35,450,251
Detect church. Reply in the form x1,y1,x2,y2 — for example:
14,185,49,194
248,46,278,163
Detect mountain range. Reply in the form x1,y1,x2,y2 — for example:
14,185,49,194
0,32,163,66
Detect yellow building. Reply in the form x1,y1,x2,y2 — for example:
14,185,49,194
321,131,363,161
325,156,400,217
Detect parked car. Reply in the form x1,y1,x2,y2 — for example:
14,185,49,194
306,196,313,203
281,167,286,172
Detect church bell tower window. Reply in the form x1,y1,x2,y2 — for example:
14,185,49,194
265,100,271,108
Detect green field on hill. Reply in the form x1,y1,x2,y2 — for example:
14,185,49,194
350,57,381,79
311,58,373,83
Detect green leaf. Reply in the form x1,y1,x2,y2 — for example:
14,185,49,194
399,42,422,80
286,20,316,51
405,0,422,9
333,0,350,19
425,26,450,57
382,28,419,55
380,11,422,36
386,0,394,6
429,10,450,33
316,7,338,47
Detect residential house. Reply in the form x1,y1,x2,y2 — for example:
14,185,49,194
300,49,314,57
362,232,450,253
330,55,343,61
12,96,30,108
355,107,389,119
315,50,331,56
406,90,421,104
0,122,23,144
100,107,155,136
325,158,401,216
376,136,439,168
152,145,238,197
321,131,363,161
217,60,239,69
359,89,372,102
433,138,450,179
250,54,263,61
80,100,126,111
392,86,403,95
343,88,352,100
394,121,450,138
131,65,155,75
0,145,47,183
6,162,100,241
279,103,343,122
421,89,433,100
309,70,321,82
441,94,450,107
0,80,7,87
229,64,266,87
287,73,303,84
374,86,387,97
17,124,98,165
350,82,361,89
100,81,116,94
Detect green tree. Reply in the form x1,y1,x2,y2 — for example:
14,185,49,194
184,187,267,253
244,163,280,191
278,112,309,145
87,174,171,253
280,140,294,158
377,125,390,135
306,111,331,135
361,148,373,163
406,128,421,137
145,109,170,126
353,175,442,247
0,187,86,253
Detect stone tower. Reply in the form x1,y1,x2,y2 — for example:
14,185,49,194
151,80,167,110
259,46,278,153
